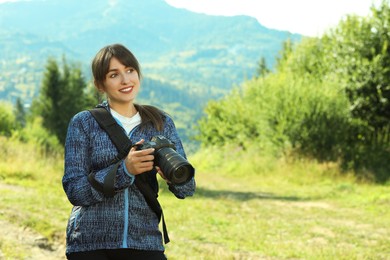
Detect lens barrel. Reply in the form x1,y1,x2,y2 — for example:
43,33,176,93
155,147,194,185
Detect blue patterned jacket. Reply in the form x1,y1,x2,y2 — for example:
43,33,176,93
62,102,196,254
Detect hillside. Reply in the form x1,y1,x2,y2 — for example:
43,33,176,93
0,0,301,105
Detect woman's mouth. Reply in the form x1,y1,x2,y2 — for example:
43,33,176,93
119,87,133,93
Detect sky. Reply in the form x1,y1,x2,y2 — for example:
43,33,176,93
165,0,382,36
0,0,383,36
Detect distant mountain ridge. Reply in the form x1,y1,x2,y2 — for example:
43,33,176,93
0,0,300,99
0,0,302,147
0,0,302,148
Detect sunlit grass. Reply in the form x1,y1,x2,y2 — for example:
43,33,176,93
0,138,389,259
158,146,390,259
0,137,70,245
0,239,28,259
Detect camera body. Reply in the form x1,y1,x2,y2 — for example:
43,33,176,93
135,135,194,185
137,135,176,152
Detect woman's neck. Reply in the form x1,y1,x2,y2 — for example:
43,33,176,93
108,101,137,118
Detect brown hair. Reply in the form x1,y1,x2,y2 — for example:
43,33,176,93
92,44,164,131
134,104,165,132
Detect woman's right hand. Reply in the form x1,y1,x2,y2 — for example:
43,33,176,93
124,139,155,175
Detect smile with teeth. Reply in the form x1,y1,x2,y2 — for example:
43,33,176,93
119,86,133,93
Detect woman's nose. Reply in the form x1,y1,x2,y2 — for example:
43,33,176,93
121,72,130,84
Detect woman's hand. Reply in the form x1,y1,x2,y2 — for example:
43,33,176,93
124,139,155,175
156,166,171,184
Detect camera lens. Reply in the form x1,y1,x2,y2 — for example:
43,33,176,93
156,147,194,185
170,162,194,184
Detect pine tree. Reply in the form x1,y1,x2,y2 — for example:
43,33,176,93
256,57,270,78
39,58,62,137
14,97,26,128
32,56,97,145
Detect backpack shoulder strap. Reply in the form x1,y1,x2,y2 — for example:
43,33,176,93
88,107,131,198
89,107,132,161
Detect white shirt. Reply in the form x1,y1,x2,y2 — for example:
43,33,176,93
110,109,141,135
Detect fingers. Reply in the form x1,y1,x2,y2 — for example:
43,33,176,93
130,139,145,152
125,139,155,175
156,166,171,184
134,160,154,172
136,148,155,156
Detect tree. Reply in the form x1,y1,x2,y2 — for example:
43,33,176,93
32,57,97,145
196,1,390,182
14,97,26,128
324,1,390,145
275,38,294,72
0,102,16,137
256,57,270,78
36,58,62,139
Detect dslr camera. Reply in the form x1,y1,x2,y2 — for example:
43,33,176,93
134,135,194,185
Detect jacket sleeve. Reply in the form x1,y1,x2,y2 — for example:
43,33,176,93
62,112,134,206
163,116,196,199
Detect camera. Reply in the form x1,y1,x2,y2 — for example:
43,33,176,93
134,135,194,185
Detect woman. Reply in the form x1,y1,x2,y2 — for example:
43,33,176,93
62,43,196,259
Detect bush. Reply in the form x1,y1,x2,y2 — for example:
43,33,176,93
11,117,63,156
0,102,16,137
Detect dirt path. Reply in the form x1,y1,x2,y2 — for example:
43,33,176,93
0,219,65,260
0,182,66,259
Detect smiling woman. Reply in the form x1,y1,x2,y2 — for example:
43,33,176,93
164,0,381,36
62,43,196,259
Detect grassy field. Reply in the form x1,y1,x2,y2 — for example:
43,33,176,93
0,138,389,259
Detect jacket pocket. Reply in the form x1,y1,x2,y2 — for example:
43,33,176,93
66,206,82,237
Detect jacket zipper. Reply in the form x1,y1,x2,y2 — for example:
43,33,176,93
122,125,139,248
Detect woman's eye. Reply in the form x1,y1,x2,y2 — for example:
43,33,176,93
127,68,134,73
109,73,117,78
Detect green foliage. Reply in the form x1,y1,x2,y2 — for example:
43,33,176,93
324,1,390,143
196,1,390,182
0,102,16,137
14,97,26,129
11,117,63,155
198,73,351,160
0,136,69,252
31,56,97,145
275,38,294,71
256,57,270,78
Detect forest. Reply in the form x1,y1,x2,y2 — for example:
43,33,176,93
0,1,389,259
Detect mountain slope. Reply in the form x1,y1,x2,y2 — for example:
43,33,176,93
0,0,301,147
0,0,300,96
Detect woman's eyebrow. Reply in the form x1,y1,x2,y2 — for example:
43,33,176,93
107,68,119,73
108,66,132,73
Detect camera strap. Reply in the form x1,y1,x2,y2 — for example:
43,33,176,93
88,107,170,244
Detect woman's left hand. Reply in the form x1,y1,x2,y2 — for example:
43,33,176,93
156,166,171,184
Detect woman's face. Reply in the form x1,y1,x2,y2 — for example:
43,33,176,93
98,57,140,105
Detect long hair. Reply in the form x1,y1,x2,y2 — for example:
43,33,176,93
134,104,165,132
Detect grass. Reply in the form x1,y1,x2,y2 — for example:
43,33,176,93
0,137,70,243
0,138,389,259
162,146,390,259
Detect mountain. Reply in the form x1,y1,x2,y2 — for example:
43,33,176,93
0,0,301,148
0,0,300,97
